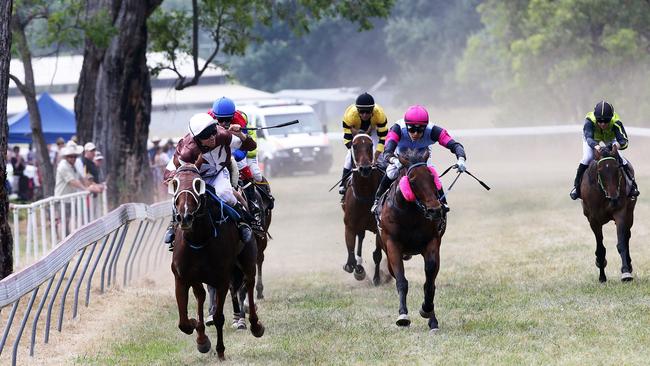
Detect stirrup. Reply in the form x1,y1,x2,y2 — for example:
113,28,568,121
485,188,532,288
569,187,580,200
339,186,346,195
164,226,175,244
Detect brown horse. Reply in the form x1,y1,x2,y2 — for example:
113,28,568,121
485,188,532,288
379,150,446,331
579,145,637,282
169,164,264,360
341,133,384,285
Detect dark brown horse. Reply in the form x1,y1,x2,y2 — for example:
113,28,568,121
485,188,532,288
169,164,264,360
341,133,384,285
379,150,446,331
579,145,637,282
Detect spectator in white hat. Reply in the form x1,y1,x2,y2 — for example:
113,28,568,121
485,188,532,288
55,144,101,197
82,142,100,184
93,151,105,183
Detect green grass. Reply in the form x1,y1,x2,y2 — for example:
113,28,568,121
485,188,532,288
72,265,650,365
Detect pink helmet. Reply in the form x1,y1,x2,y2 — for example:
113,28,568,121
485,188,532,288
404,105,429,125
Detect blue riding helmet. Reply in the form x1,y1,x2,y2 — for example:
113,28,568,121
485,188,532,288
212,97,236,118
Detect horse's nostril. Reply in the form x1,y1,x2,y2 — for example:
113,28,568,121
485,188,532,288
175,214,181,222
186,214,193,222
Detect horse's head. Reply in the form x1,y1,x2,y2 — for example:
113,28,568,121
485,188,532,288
351,133,374,177
398,149,442,220
594,144,622,202
168,164,207,230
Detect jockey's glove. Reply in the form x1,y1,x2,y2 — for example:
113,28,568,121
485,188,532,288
456,157,467,172
390,157,402,169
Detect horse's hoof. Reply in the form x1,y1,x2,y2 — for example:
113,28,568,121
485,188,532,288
599,276,607,283
251,322,265,338
343,264,354,273
217,352,225,361
196,338,211,353
396,314,410,327
429,328,440,335
373,276,381,287
419,306,434,319
621,272,633,282
354,265,366,281
256,292,265,300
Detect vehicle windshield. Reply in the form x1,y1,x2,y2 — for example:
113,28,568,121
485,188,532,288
265,112,322,136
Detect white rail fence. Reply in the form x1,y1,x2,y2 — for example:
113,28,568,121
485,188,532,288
0,201,171,366
9,190,108,270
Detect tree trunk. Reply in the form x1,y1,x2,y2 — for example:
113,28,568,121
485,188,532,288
74,0,112,144
11,21,55,197
0,0,14,279
93,0,162,207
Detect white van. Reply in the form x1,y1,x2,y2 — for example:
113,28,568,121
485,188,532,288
238,100,333,177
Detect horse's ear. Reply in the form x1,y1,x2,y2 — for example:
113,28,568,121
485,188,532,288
192,177,206,195
168,177,180,195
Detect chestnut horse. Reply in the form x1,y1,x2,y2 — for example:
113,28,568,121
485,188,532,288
169,164,264,360
579,145,637,282
379,150,446,331
341,133,384,285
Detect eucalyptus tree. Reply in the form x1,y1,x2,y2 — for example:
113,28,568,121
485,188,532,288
1,0,14,279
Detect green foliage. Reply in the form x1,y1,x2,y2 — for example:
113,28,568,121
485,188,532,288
147,0,395,90
12,0,115,57
456,0,650,124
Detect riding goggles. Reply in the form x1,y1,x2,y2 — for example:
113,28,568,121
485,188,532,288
195,123,217,140
407,125,426,133
216,116,233,128
357,108,373,115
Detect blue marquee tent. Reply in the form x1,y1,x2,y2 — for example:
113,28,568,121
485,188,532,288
8,92,76,144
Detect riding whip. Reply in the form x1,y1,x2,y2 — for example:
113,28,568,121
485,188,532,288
439,172,462,202
248,119,299,131
463,169,491,190
328,169,353,192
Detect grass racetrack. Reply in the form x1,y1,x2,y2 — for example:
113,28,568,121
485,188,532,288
26,135,650,365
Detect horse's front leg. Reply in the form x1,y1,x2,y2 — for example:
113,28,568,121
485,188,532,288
343,226,356,274
354,232,366,280
191,283,211,353
386,238,409,327
372,234,383,286
174,277,196,335
589,220,607,283
256,245,265,299
614,214,634,281
213,285,228,360
421,239,441,331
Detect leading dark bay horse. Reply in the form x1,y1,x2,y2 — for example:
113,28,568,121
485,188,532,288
579,145,637,282
169,164,264,360
341,133,385,285
379,150,446,331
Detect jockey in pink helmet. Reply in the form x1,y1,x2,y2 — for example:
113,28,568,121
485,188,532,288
371,105,467,212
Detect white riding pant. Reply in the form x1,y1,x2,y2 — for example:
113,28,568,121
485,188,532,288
235,156,263,182
203,169,237,206
580,138,627,165
343,134,379,170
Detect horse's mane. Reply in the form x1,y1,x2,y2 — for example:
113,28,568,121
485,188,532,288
176,164,200,174
400,149,429,166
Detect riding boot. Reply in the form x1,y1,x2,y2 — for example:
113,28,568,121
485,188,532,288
164,218,176,251
371,175,394,213
621,164,640,197
339,168,351,198
244,183,263,231
232,202,254,243
570,164,589,200
437,188,450,213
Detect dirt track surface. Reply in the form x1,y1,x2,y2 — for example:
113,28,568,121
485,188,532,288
21,134,650,364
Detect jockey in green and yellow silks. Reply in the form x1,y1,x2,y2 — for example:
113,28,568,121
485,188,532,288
570,101,639,200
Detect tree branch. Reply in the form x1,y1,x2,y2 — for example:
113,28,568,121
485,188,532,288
8,73,28,96
191,0,199,77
